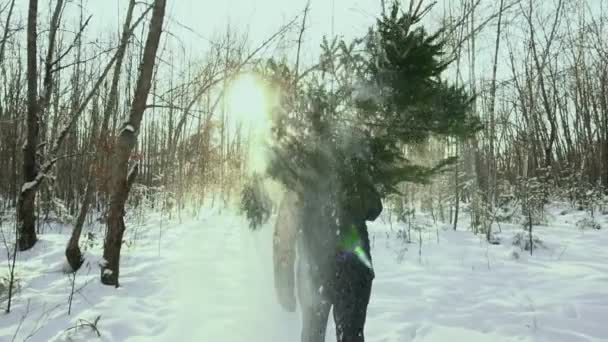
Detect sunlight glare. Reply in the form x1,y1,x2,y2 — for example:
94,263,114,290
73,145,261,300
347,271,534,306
226,74,269,129
226,73,274,175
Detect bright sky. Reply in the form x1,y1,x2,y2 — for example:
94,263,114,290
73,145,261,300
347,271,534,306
13,1,520,75
48,0,385,65
165,0,380,62
12,0,605,81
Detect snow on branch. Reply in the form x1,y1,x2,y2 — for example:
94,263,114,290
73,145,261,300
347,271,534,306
122,124,136,134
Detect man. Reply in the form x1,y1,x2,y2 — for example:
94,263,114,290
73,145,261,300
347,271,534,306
273,181,382,342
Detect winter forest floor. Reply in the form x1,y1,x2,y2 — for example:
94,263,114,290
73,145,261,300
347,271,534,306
2,202,608,342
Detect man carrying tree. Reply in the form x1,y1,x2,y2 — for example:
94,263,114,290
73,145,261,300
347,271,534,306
243,2,480,341
273,179,382,342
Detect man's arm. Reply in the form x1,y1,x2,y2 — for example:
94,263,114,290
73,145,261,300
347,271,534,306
365,184,383,221
272,191,298,312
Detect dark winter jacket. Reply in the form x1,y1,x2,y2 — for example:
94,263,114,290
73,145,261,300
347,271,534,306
273,182,383,311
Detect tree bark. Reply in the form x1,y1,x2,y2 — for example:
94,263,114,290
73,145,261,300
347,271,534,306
66,168,93,271
98,0,138,199
18,0,65,250
101,0,166,287
602,69,608,190
453,144,460,231
67,0,137,273
18,0,40,251
0,0,16,65
485,0,504,242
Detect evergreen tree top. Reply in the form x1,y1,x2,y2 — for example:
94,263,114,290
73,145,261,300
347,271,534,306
258,2,481,202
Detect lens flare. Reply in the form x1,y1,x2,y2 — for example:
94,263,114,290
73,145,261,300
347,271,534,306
226,73,274,174
339,225,373,270
226,73,270,129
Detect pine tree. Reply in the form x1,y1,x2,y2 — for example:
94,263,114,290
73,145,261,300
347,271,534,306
241,3,481,229
265,3,480,198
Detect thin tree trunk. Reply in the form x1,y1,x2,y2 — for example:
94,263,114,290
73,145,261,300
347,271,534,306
0,0,15,65
66,0,137,272
101,0,166,287
18,0,40,251
453,144,460,231
98,0,138,200
66,168,94,270
486,0,504,242
18,0,65,250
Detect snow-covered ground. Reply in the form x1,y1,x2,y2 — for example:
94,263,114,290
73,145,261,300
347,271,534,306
1,203,608,341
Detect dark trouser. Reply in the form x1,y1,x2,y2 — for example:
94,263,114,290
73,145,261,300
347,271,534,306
298,252,374,342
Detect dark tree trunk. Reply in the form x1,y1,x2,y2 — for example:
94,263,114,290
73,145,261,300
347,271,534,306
453,157,459,231
65,178,91,270
98,0,137,204
101,0,166,287
18,0,39,251
601,69,608,190
67,0,136,273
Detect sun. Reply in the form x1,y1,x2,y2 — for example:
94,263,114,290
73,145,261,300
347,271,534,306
226,73,274,174
226,73,271,130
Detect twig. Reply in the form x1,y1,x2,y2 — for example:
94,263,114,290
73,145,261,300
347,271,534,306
63,315,102,338
11,299,30,342
67,271,77,315
556,246,567,261
23,302,63,341
50,15,93,69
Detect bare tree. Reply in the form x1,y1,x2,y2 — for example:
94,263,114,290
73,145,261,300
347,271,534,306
485,0,505,241
17,0,42,251
66,0,138,272
101,0,167,287
0,0,15,65
17,0,149,251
